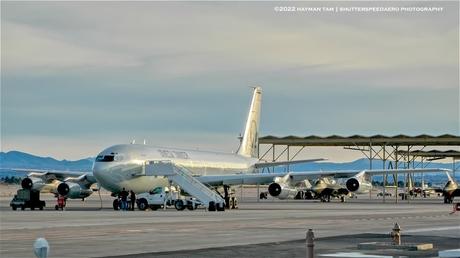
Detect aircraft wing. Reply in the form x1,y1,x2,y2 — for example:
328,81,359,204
5,168,96,184
254,158,326,168
198,172,287,186
197,168,450,186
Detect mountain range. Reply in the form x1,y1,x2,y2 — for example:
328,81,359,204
0,151,93,171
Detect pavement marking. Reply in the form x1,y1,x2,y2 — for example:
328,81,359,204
349,213,453,222
321,252,393,257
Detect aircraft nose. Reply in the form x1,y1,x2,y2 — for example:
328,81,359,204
93,162,109,183
92,162,118,192
92,162,106,179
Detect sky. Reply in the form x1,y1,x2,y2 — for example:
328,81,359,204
1,1,459,161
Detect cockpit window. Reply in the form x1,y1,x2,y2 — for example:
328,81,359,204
96,155,115,162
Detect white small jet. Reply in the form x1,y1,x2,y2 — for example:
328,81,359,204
18,87,450,209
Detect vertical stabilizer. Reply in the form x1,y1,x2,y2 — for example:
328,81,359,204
446,171,455,182
238,87,262,158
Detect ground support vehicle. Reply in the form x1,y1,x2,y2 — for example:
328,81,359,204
10,189,46,210
136,186,202,211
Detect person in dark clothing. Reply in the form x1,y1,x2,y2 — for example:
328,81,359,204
130,190,136,211
120,188,129,211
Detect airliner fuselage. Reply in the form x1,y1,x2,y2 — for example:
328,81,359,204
93,144,259,193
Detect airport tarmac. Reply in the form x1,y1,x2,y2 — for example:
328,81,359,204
1,188,459,258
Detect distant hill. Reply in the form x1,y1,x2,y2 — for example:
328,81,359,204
0,151,93,171
288,158,453,171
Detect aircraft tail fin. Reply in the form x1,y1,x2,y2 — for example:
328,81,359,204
446,171,456,182
237,87,262,158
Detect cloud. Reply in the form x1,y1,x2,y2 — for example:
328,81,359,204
3,2,457,80
3,22,141,72
1,2,458,159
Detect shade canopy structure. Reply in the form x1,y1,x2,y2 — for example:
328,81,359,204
257,134,460,203
257,134,460,175
396,150,460,160
259,134,460,146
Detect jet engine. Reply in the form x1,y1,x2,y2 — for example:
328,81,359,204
57,182,92,199
346,177,360,192
346,176,371,193
268,183,298,199
21,177,45,191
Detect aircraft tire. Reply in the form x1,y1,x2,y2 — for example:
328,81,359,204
208,201,216,211
444,196,450,204
216,202,225,211
112,199,120,210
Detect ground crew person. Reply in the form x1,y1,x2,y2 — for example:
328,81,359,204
130,190,136,211
57,195,66,211
120,188,129,211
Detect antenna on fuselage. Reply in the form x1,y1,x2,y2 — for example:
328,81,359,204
235,133,243,153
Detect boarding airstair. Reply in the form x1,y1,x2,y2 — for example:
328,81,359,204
144,160,225,210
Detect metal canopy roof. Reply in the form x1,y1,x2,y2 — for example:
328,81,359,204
396,150,460,159
258,134,460,146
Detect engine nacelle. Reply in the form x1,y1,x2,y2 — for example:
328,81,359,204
21,177,45,191
57,182,92,199
346,178,360,192
268,183,298,199
346,177,371,193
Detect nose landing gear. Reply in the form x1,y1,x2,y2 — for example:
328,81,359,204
112,199,120,210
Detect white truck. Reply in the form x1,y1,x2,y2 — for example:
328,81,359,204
136,186,202,211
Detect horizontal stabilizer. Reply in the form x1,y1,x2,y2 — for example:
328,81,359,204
254,158,325,168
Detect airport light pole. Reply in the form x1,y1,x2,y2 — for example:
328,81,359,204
383,145,386,203
306,229,314,258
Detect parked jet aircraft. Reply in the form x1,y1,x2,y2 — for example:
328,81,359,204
443,172,460,203
17,87,450,209
306,177,351,202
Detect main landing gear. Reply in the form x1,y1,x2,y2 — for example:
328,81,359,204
211,185,238,212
